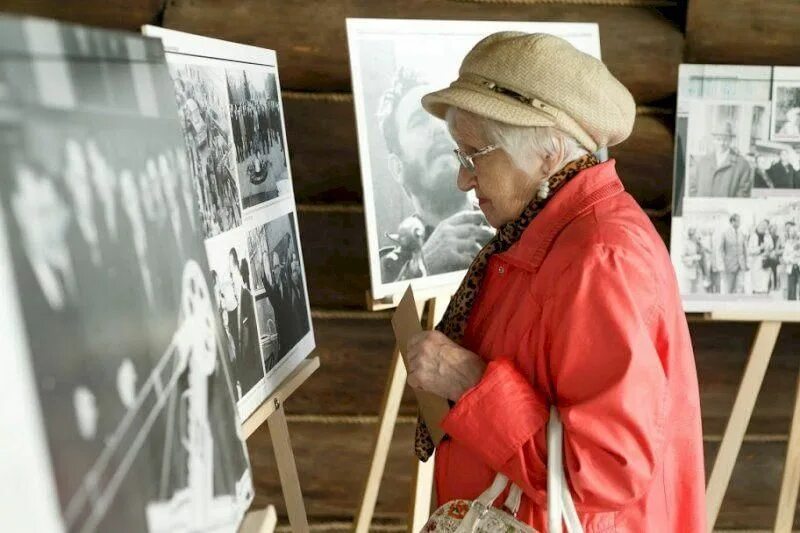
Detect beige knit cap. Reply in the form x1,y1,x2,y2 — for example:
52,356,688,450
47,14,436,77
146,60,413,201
421,32,636,152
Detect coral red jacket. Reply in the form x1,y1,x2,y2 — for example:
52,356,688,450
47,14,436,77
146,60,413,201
435,161,705,532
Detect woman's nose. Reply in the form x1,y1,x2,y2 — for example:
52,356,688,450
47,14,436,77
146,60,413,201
457,166,475,192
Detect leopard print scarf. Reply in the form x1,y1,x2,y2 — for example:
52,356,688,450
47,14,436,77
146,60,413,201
414,153,600,462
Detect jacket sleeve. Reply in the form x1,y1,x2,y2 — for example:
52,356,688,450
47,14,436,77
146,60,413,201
736,164,754,198
441,244,668,513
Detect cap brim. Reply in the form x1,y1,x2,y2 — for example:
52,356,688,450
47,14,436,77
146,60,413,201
421,82,555,128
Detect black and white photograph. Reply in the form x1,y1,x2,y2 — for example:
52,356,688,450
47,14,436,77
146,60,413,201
226,67,290,210
204,228,266,412
674,199,800,306
167,63,242,239
142,27,315,408
771,69,800,142
347,19,602,300
0,16,252,532
685,101,770,198
672,64,800,313
247,212,311,373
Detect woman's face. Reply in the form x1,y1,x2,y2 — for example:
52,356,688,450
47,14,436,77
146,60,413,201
448,110,545,227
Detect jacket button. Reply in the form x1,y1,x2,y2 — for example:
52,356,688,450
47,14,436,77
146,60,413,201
498,266,505,274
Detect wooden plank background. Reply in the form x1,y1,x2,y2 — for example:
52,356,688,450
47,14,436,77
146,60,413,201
2,0,799,530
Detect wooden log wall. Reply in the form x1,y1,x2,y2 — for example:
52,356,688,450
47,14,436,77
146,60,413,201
3,0,800,529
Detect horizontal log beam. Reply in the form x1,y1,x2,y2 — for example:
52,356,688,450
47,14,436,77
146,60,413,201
0,0,164,30
163,0,683,104
686,0,800,65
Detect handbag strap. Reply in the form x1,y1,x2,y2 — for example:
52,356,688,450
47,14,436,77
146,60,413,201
548,406,583,533
459,406,582,532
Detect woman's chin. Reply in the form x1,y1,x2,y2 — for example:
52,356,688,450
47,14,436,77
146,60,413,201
481,207,501,228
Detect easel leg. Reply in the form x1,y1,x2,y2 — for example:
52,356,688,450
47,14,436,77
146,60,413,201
354,345,407,533
407,452,436,533
774,359,800,533
268,404,309,533
706,321,782,533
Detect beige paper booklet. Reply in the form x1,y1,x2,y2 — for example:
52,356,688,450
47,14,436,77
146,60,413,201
391,287,451,444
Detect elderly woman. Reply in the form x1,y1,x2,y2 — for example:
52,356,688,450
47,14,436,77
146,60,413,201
405,33,704,531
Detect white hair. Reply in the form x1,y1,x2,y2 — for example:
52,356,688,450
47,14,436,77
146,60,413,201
445,107,589,177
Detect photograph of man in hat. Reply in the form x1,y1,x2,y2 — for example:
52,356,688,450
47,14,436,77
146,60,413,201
689,120,754,198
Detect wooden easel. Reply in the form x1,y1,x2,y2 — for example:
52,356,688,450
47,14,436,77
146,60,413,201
700,310,800,533
354,291,451,533
239,356,321,533
354,287,455,533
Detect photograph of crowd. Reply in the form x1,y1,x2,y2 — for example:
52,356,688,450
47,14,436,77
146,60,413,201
676,200,800,301
347,19,601,298
0,17,251,533
205,228,266,408
168,63,242,239
226,68,290,210
247,213,310,373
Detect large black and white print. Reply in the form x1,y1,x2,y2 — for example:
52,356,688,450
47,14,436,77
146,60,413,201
204,228,266,411
226,68,290,210
140,26,316,415
168,63,242,238
0,17,252,532
247,212,311,373
347,19,602,299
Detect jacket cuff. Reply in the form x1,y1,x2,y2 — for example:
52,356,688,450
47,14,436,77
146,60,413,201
441,358,549,471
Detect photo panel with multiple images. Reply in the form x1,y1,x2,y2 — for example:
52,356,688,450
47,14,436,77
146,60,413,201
142,26,315,419
346,19,602,301
672,64,800,312
0,16,253,532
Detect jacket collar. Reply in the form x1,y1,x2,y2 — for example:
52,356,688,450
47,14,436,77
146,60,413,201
497,160,625,272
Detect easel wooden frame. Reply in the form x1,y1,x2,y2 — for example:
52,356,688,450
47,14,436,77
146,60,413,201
239,356,321,533
354,287,455,533
698,310,800,533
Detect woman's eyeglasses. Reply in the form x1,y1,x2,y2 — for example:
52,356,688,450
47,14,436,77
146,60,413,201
453,145,498,174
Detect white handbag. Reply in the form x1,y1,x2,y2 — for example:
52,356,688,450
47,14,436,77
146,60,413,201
420,407,583,533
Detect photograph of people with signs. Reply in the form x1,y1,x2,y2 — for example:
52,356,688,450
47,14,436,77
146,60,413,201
0,16,251,533
226,68,290,210
247,213,311,372
168,63,242,238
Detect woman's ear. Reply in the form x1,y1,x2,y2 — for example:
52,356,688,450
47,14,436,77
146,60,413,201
545,137,568,177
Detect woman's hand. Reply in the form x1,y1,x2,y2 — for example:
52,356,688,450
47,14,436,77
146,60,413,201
405,331,487,402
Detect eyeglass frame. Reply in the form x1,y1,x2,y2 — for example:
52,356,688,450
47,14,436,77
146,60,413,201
453,144,498,174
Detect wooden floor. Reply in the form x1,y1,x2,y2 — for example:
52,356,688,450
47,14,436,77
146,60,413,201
2,0,800,529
